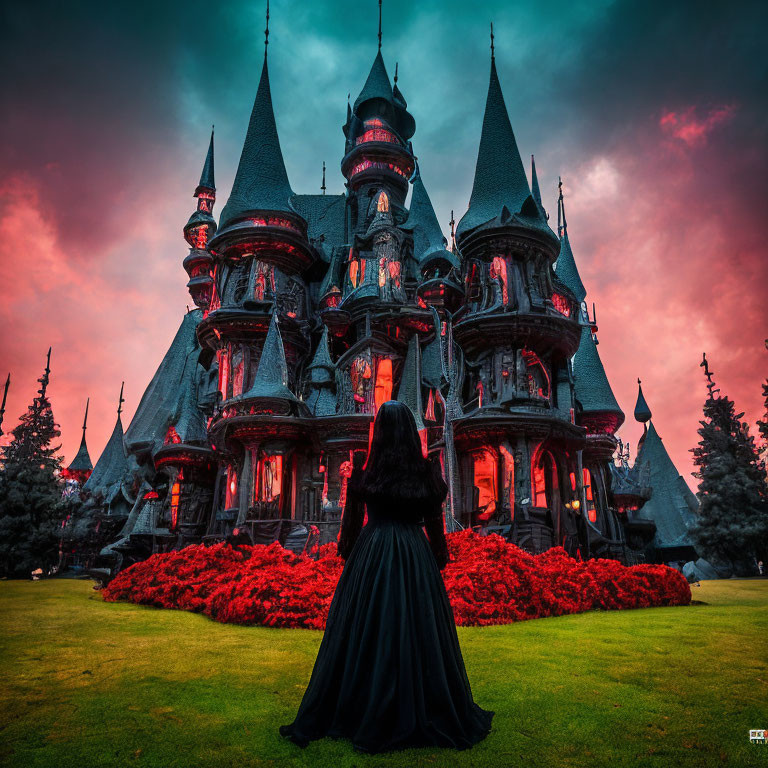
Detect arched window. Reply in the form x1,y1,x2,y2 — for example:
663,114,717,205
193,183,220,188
225,466,238,510
583,467,597,523
532,448,559,510
170,471,182,530
374,357,393,413
473,450,497,522
217,347,230,400
231,347,244,397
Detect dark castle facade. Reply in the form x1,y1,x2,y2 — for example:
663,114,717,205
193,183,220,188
62,36,700,576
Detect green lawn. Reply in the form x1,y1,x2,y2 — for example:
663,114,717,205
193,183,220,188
0,578,767,768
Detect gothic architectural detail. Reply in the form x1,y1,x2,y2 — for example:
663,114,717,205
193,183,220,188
68,27,696,575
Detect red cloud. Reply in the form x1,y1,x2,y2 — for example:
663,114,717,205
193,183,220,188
659,105,736,147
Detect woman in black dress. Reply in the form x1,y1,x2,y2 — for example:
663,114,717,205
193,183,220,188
279,399,494,753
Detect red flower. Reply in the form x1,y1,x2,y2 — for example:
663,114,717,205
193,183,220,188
102,531,691,629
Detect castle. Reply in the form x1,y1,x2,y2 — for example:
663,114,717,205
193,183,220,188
61,21,700,576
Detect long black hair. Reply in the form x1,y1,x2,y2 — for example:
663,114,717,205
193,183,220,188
355,400,447,501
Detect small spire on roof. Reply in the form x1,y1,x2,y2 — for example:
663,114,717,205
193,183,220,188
557,176,567,238
117,381,125,417
321,161,326,195
378,0,383,50
634,378,652,423
394,62,398,84
82,397,89,435
450,210,456,247
264,0,270,59
531,154,542,206
0,373,9,438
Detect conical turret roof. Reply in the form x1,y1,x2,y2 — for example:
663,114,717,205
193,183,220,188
83,414,128,495
354,50,393,112
198,128,215,191
240,313,299,403
554,191,586,303
307,326,335,380
634,380,653,423
457,58,549,239
68,434,92,473
636,422,699,550
219,57,296,229
403,164,459,271
124,311,203,453
531,155,542,206
67,399,92,473
572,326,624,426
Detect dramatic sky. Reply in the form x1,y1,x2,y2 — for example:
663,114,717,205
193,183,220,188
1,0,766,487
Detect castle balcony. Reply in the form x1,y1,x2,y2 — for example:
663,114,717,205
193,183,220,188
208,213,314,275
153,443,217,475
582,430,620,461
341,141,414,194
197,308,308,360
452,408,585,451
453,309,581,359
208,408,309,449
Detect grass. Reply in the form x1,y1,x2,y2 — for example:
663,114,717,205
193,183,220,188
0,578,767,768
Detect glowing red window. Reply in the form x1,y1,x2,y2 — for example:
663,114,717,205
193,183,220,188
225,467,238,509
473,450,497,521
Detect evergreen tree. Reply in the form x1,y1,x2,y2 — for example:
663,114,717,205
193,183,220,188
690,355,768,575
0,351,68,577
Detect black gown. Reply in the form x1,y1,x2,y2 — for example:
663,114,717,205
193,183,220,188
278,458,494,753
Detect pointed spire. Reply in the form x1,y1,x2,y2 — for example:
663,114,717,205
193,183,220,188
397,335,425,432
198,126,215,191
306,327,337,417
636,421,699,551
572,325,625,429
240,313,299,403
490,21,495,59
554,178,586,303
218,41,297,229
321,161,326,195
0,373,9,438
456,53,536,238
403,163,458,271
392,61,407,108
531,155,542,206
634,378,652,423
353,49,393,113
67,398,93,474
83,389,128,495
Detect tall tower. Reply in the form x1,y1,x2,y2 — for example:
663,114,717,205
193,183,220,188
199,15,313,534
451,42,583,554
183,128,217,311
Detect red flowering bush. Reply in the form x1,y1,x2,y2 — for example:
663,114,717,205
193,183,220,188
102,531,691,629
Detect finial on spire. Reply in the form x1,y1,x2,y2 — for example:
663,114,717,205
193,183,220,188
378,0,383,49
490,22,495,59
82,397,89,434
557,176,568,238
117,381,125,417
0,373,9,438
264,0,270,59
394,62,398,84
321,161,326,195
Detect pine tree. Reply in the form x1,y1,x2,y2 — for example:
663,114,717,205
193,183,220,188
689,355,768,575
0,351,67,577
